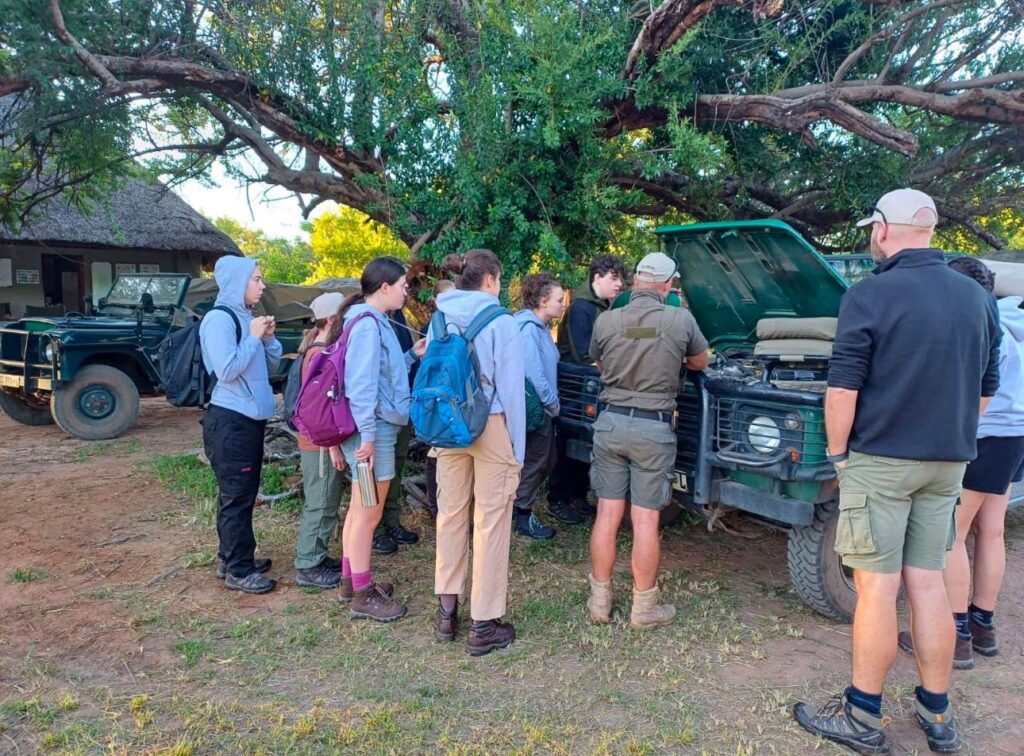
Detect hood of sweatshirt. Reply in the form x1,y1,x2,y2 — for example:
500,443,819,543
213,257,258,317
998,296,1024,342
435,289,502,330
570,281,609,310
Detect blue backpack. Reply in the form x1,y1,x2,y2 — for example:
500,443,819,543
410,304,509,448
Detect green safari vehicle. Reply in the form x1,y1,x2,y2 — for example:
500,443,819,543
557,220,858,620
0,273,333,441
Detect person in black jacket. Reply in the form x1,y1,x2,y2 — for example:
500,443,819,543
549,255,625,525
793,189,1001,755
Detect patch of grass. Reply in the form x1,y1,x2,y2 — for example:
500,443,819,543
73,438,142,461
8,566,43,583
152,453,218,523
180,548,216,569
172,638,212,668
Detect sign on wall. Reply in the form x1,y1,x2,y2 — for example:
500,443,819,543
139,264,161,274
0,258,11,287
16,269,40,285
115,263,136,275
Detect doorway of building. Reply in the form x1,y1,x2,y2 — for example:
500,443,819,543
41,254,85,313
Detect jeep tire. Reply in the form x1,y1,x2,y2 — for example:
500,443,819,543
50,365,140,441
0,391,55,426
787,499,857,622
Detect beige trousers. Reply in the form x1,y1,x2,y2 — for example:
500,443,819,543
435,414,522,621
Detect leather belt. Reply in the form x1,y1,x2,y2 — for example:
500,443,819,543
604,405,674,425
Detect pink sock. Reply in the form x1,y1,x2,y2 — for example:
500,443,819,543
352,570,372,592
341,557,352,578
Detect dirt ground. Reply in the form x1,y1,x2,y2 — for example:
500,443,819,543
2,399,1023,754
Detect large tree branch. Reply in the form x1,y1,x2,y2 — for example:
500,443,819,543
0,76,30,97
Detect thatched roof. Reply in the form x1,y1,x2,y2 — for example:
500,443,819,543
1,177,241,259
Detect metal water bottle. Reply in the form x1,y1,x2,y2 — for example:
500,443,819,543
356,460,378,508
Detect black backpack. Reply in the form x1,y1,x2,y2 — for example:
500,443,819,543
159,306,241,408
282,341,323,430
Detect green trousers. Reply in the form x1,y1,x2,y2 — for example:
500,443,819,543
295,449,344,569
376,422,412,533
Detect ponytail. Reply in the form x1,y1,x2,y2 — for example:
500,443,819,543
442,249,501,291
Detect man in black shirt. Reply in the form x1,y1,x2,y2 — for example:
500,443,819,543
794,189,1000,754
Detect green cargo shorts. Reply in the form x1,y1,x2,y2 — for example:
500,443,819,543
834,451,966,573
590,411,675,510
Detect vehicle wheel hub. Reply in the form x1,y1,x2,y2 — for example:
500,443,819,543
78,384,116,420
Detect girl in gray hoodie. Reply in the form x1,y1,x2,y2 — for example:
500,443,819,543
432,249,525,656
332,257,419,623
943,259,1024,666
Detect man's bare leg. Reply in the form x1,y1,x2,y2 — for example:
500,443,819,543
851,569,902,694
590,497,626,581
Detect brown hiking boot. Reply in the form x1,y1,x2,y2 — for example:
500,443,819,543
968,617,998,657
629,585,675,629
436,596,459,642
467,618,515,656
337,576,393,604
897,630,974,670
350,583,407,622
586,573,613,624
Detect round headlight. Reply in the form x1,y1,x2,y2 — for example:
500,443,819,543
747,415,781,454
43,342,55,361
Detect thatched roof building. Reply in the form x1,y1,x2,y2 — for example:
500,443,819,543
1,178,240,319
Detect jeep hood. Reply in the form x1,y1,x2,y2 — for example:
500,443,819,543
656,220,848,350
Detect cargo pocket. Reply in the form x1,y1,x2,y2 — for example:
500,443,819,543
945,507,958,551
834,491,875,555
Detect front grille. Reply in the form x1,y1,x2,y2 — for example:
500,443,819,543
556,363,602,423
674,388,701,475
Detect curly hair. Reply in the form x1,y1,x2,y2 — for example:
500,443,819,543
520,273,561,310
589,254,626,282
948,257,995,294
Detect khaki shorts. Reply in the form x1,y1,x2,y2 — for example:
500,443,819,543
834,451,966,573
589,412,675,510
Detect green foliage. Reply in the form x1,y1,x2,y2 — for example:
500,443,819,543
3,0,1021,269
213,218,314,284
307,206,409,280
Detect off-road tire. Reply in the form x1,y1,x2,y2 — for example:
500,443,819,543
50,365,140,441
0,390,55,426
787,499,856,622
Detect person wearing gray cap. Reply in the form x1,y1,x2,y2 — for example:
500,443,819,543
793,189,1001,754
585,251,708,630
293,291,347,590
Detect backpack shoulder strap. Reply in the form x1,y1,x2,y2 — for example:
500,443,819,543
338,311,376,350
464,304,509,342
428,311,448,340
210,305,242,344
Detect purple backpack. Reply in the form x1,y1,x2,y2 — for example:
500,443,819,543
292,312,374,447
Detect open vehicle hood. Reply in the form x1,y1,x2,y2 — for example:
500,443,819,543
656,220,848,350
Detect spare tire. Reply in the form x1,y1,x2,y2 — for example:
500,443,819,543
0,390,55,426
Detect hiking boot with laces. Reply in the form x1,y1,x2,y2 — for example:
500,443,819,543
467,618,516,657
217,557,271,580
897,630,974,670
337,577,393,604
372,532,399,555
295,562,341,590
224,571,276,595
320,556,341,571
548,499,583,525
629,585,675,629
914,698,960,753
968,616,998,657
384,524,419,545
515,512,555,539
350,583,407,622
587,573,613,624
573,498,598,517
792,690,890,755
436,596,459,642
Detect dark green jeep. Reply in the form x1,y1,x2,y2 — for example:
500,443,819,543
0,273,311,441
557,220,857,620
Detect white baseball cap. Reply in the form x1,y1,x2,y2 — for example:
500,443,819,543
309,292,345,320
634,252,680,283
856,188,938,228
